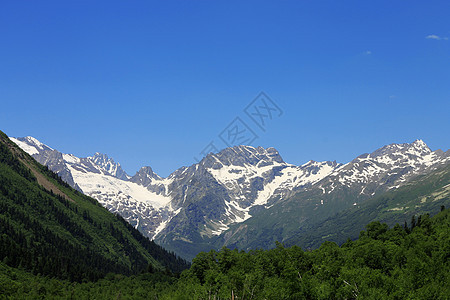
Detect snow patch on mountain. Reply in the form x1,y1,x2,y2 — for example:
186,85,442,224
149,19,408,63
68,166,171,209
10,137,40,155
62,153,80,164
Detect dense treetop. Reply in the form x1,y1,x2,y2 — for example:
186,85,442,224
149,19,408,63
1,208,448,299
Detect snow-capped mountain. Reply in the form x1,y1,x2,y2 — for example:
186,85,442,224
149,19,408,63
190,146,340,231
10,136,81,190
10,136,450,259
211,140,450,253
315,140,449,197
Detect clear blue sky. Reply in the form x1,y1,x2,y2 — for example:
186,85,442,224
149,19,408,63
1,1,449,177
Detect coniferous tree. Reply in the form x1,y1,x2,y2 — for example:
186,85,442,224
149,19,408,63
411,215,416,230
404,220,410,234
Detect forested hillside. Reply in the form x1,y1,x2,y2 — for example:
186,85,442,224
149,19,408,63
0,130,189,282
1,208,449,299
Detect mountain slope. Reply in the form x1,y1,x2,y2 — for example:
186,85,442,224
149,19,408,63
284,163,450,249
9,136,176,240
0,131,189,281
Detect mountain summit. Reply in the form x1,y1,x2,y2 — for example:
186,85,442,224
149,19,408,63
201,145,285,168
89,152,130,180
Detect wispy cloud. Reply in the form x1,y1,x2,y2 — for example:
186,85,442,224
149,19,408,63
365,50,372,55
425,34,449,40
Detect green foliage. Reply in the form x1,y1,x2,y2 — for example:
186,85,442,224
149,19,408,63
1,210,449,298
172,210,450,299
0,261,178,299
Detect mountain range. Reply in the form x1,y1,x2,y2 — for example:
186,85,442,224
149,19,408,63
10,136,450,259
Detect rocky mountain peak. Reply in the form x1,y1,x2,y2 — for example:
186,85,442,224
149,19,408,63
89,152,115,166
201,145,284,169
88,152,129,180
411,139,432,153
369,140,432,158
23,136,48,149
130,166,162,186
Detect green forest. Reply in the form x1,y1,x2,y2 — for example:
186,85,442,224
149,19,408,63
1,208,449,299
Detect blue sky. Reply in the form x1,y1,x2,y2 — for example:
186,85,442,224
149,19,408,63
1,1,449,177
